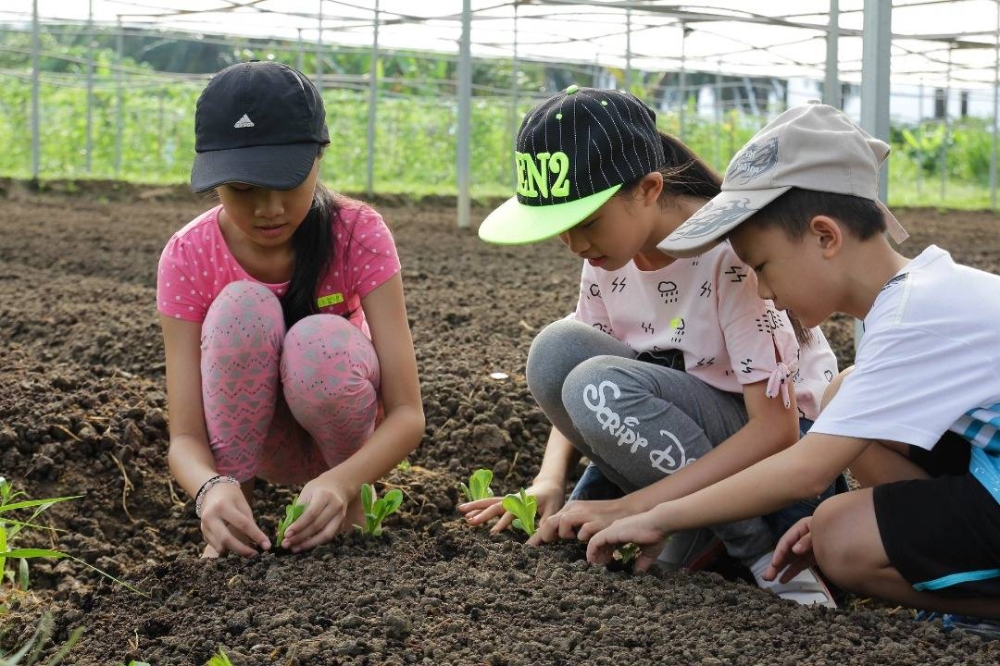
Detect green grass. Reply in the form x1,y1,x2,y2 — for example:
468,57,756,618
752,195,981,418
2,79,998,210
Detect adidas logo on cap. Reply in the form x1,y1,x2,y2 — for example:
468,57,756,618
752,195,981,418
233,114,255,129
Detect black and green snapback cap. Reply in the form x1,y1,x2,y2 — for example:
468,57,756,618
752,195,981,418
479,84,665,245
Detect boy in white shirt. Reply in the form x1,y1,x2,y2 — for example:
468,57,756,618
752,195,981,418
588,101,1000,618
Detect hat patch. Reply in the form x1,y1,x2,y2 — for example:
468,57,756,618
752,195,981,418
233,113,255,129
726,137,778,186
670,197,758,240
515,151,571,199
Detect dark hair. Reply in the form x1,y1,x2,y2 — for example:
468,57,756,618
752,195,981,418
281,181,340,328
745,187,886,241
618,131,722,202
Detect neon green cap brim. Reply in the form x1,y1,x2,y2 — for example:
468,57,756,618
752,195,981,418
478,184,622,245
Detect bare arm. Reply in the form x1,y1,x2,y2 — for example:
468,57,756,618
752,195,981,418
161,314,269,555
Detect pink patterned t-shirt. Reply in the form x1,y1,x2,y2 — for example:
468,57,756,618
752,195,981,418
157,200,401,337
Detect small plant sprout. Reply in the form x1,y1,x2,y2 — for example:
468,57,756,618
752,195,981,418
396,459,412,472
0,477,144,597
501,489,538,537
275,501,306,549
205,649,234,666
613,543,642,565
356,483,403,537
460,468,494,502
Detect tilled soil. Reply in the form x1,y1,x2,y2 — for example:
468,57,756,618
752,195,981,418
1,182,999,665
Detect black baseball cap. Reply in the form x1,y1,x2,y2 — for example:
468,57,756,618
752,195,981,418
479,85,665,244
190,61,330,193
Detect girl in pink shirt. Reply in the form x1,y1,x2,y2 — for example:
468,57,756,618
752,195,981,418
158,62,423,558
465,86,840,608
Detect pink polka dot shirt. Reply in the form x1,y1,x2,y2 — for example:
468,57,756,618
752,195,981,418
157,200,401,337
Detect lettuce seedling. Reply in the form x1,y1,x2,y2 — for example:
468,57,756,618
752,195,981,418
356,483,403,537
459,468,494,502
501,489,538,537
275,501,306,549
205,649,234,666
613,543,642,565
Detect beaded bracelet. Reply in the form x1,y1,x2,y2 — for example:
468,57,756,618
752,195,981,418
194,474,239,518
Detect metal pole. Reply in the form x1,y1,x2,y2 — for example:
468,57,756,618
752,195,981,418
457,0,472,229
316,0,323,95
991,1,999,210
857,0,892,348
824,0,840,107
115,16,124,177
917,79,924,198
366,0,380,197
941,47,951,202
509,2,520,190
679,23,689,140
625,9,632,91
86,0,94,172
31,0,40,183
714,63,723,171
297,28,304,73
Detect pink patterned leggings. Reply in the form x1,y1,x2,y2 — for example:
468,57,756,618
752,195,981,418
201,281,380,484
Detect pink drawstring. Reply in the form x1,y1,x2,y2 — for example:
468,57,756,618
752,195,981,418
766,362,792,409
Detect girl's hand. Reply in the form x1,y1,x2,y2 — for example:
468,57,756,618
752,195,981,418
528,498,633,546
458,477,565,534
199,483,270,557
280,477,353,552
586,511,671,572
762,517,816,584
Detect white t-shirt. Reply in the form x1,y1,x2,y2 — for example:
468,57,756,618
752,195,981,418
811,245,1000,502
573,241,838,420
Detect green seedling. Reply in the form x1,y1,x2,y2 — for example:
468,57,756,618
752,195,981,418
356,483,403,537
0,613,83,666
459,468,494,502
275,501,306,549
205,649,234,666
396,459,412,472
0,477,144,597
613,543,642,565
501,489,538,537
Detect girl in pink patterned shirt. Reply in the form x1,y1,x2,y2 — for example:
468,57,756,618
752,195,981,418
158,62,423,558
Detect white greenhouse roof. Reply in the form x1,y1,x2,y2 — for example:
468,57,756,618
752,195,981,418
3,1,1000,88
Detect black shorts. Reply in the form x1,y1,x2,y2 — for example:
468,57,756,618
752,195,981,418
873,432,1000,597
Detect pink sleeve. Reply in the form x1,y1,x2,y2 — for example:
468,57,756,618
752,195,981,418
157,234,210,322
715,250,800,386
342,206,402,299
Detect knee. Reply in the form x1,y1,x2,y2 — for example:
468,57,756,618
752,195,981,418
283,315,376,396
526,319,590,401
811,495,864,591
820,366,855,412
203,282,284,348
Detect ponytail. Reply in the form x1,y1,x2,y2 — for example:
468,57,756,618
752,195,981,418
282,182,338,328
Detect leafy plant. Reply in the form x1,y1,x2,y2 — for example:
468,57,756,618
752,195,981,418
275,501,306,549
356,484,403,537
459,468,494,502
501,489,538,537
613,543,642,565
0,477,145,597
0,613,83,666
205,649,234,666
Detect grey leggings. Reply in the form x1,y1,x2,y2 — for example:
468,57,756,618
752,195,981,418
526,318,774,561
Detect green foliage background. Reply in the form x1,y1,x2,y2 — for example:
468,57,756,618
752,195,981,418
1,25,997,208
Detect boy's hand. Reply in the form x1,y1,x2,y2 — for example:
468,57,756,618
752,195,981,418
459,477,564,534
200,483,270,557
528,498,632,546
586,511,670,572
763,517,817,583
281,476,352,552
